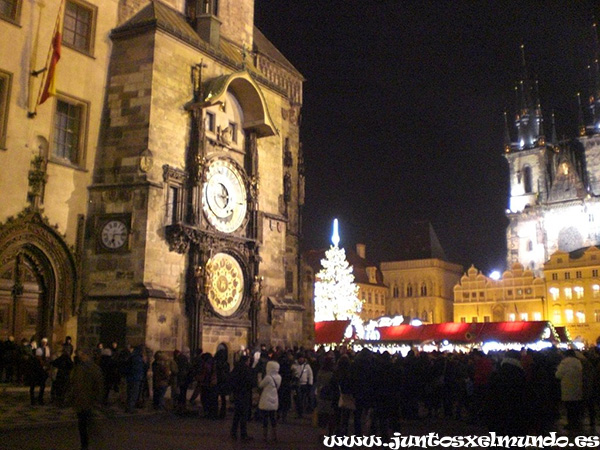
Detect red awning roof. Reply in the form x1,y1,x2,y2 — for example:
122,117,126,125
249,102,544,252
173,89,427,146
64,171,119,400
314,320,351,344
554,326,571,343
375,321,557,344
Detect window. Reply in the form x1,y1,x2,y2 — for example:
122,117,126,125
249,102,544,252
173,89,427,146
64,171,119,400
553,310,561,323
516,288,523,295
593,269,599,278
507,289,513,296
574,286,584,299
206,111,215,132
550,287,559,301
471,292,477,298
525,288,532,295
527,240,533,251
285,270,293,294
576,311,585,323
460,317,466,323
520,313,528,321
508,313,516,322
53,97,87,165
0,0,20,23
565,309,574,323
0,70,10,148
484,316,490,322
576,271,582,279
594,285,600,298
392,285,399,298
229,122,238,143
523,166,533,193
595,310,600,323
479,291,485,298
472,316,478,323
367,292,372,304
63,0,96,54
533,312,542,321
420,284,427,296
166,185,179,225
551,273,558,281
406,285,413,297
565,272,571,280
564,287,572,300
462,293,469,300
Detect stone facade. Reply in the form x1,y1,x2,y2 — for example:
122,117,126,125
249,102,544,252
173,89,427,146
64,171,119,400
453,264,546,324
0,0,305,354
381,258,463,324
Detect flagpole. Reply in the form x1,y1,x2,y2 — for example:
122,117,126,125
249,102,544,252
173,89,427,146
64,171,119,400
30,0,66,117
27,0,46,117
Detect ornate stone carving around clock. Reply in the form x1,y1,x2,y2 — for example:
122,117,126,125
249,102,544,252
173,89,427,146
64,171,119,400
206,252,244,317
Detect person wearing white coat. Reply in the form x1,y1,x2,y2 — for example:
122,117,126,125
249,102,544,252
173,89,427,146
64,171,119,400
259,360,281,442
556,349,583,431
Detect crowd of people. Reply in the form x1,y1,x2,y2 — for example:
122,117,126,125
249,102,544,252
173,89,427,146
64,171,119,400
1,335,599,442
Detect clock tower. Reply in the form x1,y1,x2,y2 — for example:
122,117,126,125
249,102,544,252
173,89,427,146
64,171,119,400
80,0,305,353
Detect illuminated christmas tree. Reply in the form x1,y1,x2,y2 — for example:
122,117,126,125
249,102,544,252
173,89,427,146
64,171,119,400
313,219,363,322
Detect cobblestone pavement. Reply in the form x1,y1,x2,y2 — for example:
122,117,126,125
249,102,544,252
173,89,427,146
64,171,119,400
2,382,598,450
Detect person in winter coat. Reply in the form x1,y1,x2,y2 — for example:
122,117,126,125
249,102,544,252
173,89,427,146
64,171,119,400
258,360,281,442
485,350,529,436
50,348,73,406
67,348,104,450
125,345,145,413
556,349,583,431
151,351,171,410
230,355,255,441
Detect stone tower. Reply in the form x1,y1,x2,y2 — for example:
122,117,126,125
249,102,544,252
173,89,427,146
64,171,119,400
80,0,305,353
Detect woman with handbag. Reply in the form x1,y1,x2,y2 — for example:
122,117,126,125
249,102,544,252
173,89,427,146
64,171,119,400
258,360,282,442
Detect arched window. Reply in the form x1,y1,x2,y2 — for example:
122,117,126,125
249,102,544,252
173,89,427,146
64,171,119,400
523,166,533,194
392,285,399,298
406,284,413,297
422,310,428,321
527,240,533,252
420,283,427,296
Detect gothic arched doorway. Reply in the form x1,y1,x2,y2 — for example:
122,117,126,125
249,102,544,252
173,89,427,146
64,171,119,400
0,211,77,347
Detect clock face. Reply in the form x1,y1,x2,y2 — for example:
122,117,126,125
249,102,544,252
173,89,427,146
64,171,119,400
100,220,128,249
202,159,247,233
206,253,244,317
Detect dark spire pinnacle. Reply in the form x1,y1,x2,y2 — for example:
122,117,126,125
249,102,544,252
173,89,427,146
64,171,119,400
577,92,586,136
551,110,558,146
590,21,600,132
514,45,542,149
503,111,512,153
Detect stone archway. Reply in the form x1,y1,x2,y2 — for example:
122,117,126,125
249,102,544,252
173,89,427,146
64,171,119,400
0,210,77,346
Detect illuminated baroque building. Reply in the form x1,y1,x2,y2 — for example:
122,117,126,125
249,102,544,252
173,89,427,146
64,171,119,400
505,42,600,275
380,222,463,323
454,247,600,345
544,246,600,344
0,0,305,354
453,264,546,325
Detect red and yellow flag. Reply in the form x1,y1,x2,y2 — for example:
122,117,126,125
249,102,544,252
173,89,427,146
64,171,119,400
38,1,64,105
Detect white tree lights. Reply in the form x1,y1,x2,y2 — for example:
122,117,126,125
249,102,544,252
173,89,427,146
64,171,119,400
313,219,363,322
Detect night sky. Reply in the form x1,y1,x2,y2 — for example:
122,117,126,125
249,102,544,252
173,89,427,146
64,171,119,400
254,1,599,274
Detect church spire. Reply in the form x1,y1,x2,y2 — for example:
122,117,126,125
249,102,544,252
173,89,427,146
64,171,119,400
503,111,512,153
550,110,558,146
589,21,600,133
577,92,587,136
515,45,543,149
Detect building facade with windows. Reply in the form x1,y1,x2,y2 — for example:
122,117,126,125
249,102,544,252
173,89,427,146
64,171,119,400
453,263,547,325
382,258,463,324
544,246,600,345
0,0,305,354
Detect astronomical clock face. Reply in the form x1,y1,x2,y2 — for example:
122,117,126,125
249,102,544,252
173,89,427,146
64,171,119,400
206,253,244,317
202,159,247,233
